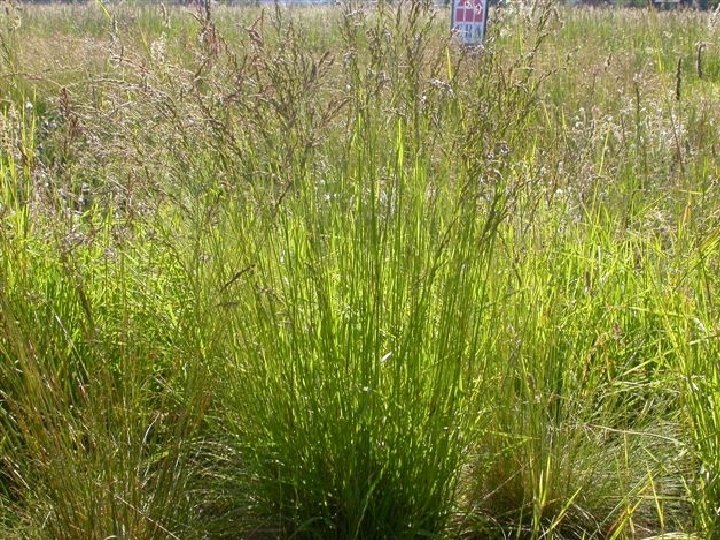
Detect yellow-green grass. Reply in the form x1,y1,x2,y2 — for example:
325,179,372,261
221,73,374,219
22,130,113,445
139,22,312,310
1,2,720,538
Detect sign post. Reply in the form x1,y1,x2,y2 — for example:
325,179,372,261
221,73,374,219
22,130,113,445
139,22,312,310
451,0,489,46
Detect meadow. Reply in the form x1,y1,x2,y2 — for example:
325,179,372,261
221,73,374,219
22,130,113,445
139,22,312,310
1,1,720,538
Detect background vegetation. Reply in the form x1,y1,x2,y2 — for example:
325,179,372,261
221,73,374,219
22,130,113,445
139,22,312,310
1,1,720,538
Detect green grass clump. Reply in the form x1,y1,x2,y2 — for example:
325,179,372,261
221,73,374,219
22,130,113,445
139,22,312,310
2,1,720,539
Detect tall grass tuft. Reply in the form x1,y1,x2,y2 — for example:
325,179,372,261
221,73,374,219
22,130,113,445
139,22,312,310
2,2,720,539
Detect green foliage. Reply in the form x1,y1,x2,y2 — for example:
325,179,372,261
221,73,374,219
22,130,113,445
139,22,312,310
1,2,720,539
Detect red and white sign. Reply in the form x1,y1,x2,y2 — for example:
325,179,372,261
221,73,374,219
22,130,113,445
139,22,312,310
452,0,488,46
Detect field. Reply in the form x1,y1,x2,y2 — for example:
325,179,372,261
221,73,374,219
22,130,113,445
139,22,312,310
1,1,720,538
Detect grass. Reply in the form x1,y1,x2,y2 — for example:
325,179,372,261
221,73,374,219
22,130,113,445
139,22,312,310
1,1,720,538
